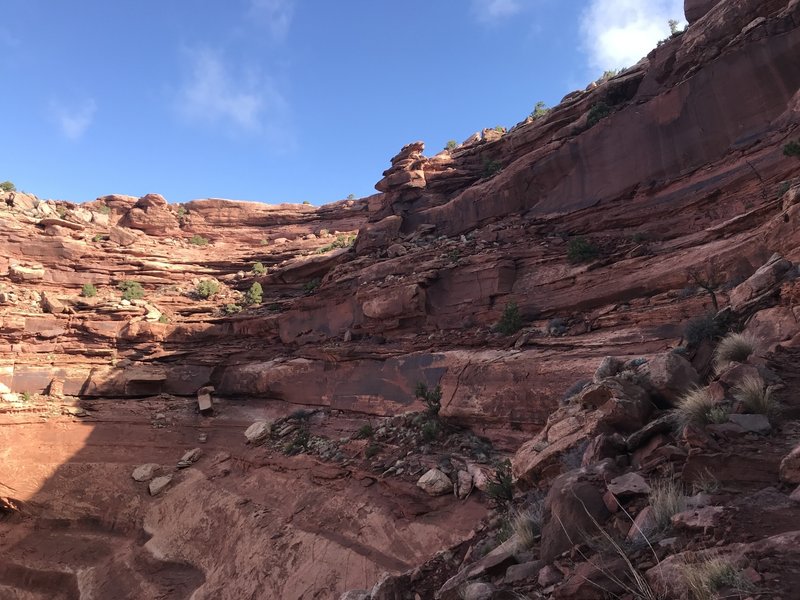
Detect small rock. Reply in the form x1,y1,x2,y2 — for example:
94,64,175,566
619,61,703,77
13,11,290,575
671,506,724,531
176,460,192,469
455,470,473,499
505,560,545,584
627,506,656,542
462,582,495,600
181,448,202,463
607,472,651,496
148,475,173,496
244,421,271,445
131,463,160,482
416,468,452,496
779,444,800,484
727,414,771,435
538,564,563,587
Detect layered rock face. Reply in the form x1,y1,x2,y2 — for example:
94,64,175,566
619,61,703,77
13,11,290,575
1,0,800,598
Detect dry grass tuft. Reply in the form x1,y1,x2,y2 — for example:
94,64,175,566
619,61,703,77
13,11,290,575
511,501,545,550
732,375,776,417
649,478,686,530
680,557,752,600
673,387,717,430
713,333,756,373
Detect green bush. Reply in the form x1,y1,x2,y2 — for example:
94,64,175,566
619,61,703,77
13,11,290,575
415,382,442,416
496,301,522,335
486,460,514,505
482,159,502,178
302,200,311,205
421,419,440,442
530,101,549,119
493,125,506,133
0,181,16,192
189,234,209,246
245,282,263,305
21,391,31,402
176,206,187,218
223,303,242,315
315,234,356,254
118,280,144,301
252,262,266,276
303,278,321,293
567,237,600,263
586,101,612,128
81,283,97,298
365,443,380,458
685,313,724,347
784,141,800,158
354,424,374,440
445,140,458,150
346,194,356,200
157,314,170,324
196,280,220,299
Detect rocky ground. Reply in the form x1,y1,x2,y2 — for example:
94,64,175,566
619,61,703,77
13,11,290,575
1,0,800,598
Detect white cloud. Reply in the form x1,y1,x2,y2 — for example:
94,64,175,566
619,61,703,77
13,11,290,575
248,0,295,41
472,0,522,22
580,0,686,72
175,48,293,148
51,99,97,140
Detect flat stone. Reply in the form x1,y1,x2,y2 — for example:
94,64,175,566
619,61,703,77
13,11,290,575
607,472,651,496
727,414,771,435
671,505,724,531
148,475,173,496
131,463,160,482
505,560,545,584
181,448,202,463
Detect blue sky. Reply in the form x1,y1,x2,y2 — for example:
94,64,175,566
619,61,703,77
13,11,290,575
0,0,685,205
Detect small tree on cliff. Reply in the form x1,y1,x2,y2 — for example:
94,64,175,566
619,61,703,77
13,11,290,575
245,282,263,305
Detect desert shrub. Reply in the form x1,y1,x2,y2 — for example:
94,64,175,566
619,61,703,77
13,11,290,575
21,391,31,402
783,140,800,158
346,194,356,200
118,280,144,301
732,375,775,416
493,125,506,133
98,205,111,215
530,101,549,119
92,234,108,242
81,283,97,298
496,301,522,335
196,280,219,299
421,419,440,442
365,443,380,458
176,206,187,218
302,200,311,205
303,278,321,293
673,387,716,430
415,382,442,416
245,282,263,305
684,313,724,347
252,262,266,276
680,558,752,600
512,498,545,550
691,469,721,495
316,234,355,254
482,159,502,178
548,317,569,336
713,332,756,373
223,303,242,315
445,140,458,150
706,405,729,424
0,181,16,192
567,236,600,263
649,478,686,530
354,424,374,440
586,101,612,128
157,314,169,324
486,460,513,505
189,234,209,246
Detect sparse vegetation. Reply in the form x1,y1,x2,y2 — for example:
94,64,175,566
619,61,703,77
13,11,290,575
415,382,442,416
346,194,356,200
680,557,752,600
196,280,220,299
684,313,725,347
421,419,440,442
707,405,730,424
21,391,31,402
303,278,321,294
365,443,380,458
732,375,776,416
586,101,612,128
176,206,187,218
98,205,111,215
316,234,355,254
354,424,374,440
445,140,458,150
482,158,502,178
692,469,721,495
189,234,209,246
530,101,549,119
649,478,686,530
567,236,600,263
245,282,263,305
668,19,681,35
511,500,545,550
496,301,523,335
486,460,514,505
713,332,756,372
0,181,16,192
118,280,144,301
783,140,800,157
157,314,170,324
302,200,311,205
687,263,723,311
673,387,717,430
252,262,266,276
92,234,108,242
223,303,242,315
493,125,506,133
81,283,97,298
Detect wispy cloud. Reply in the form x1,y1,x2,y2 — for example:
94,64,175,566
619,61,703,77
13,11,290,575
472,0,522,22
248,0,295,41
50,99,97,140
580,0,685,72
175,47,294,148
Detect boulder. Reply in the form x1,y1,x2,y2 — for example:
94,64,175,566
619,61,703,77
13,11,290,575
540,470,610,562
131,463,160,482
109,226,138,246
9,264,44,283
780,444,800,484
685,0,721,24
729,254,794,313
244,421,271,445
40,291,65,314
641,353,699,406
148,475,173,496
416,468,452,496
607,472,651,497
